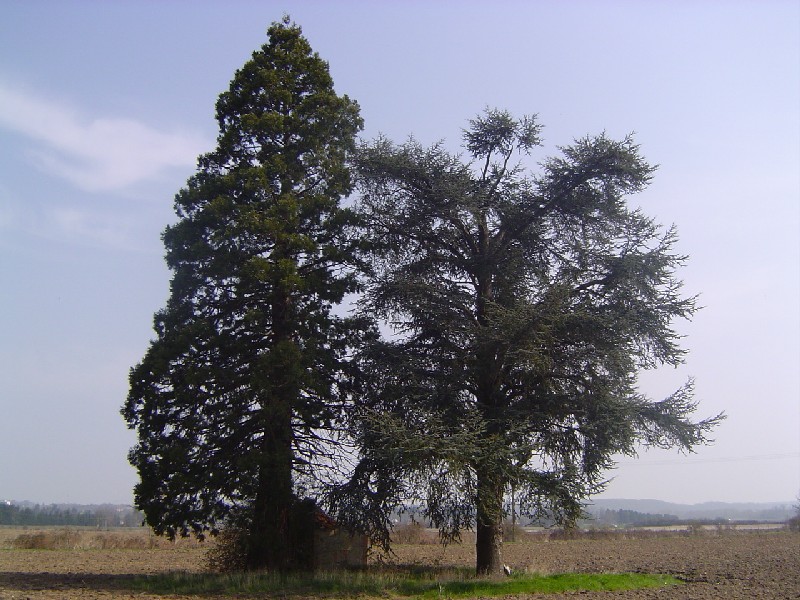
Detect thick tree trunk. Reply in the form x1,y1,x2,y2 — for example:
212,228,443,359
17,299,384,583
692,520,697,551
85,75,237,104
245,284,301,571
246,400,294,570
475,471,504,576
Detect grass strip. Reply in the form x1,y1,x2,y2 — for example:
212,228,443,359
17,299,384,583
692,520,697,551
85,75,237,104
130,569,680,597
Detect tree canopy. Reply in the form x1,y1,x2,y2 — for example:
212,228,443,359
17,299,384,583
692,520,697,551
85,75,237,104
122,18,365,571
123,20,723,574
330,109,723,574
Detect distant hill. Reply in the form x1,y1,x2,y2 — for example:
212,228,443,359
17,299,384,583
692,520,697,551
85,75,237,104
587,499,794,522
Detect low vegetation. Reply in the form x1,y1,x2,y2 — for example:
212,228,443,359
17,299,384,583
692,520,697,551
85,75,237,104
5,527,198,551
788,496,800,532
130,568,679,597
391,521,439,545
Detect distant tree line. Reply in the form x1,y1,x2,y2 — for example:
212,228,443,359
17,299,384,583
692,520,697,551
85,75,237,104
0,503,144,527
591,509,681,527
588,507,793,527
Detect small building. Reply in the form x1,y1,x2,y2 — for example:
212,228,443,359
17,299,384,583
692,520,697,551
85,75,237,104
289,499,367,569
311,509,368,569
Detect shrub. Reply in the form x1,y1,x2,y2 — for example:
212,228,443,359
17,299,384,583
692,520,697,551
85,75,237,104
204,528,248,573
787,515,800,532
788,495,800,532
10,528,192,550
11,529,82,549
686,521,705,536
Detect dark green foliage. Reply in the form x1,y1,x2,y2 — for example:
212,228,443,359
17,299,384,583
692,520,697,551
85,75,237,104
122,18,365,570
331,109,723,574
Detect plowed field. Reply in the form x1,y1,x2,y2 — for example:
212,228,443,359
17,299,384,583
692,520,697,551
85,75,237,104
0,528,797,599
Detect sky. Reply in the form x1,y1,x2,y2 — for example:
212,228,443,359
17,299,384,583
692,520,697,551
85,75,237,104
1,0,798,507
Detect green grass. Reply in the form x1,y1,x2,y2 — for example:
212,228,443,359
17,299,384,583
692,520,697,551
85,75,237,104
130,567,681,597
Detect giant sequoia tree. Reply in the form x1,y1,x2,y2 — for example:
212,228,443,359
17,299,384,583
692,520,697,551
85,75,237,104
333,110,723,574
123,19,364,571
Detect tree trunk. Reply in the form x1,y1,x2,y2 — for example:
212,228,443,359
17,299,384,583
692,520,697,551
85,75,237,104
474,240,505,575
245,284,300,571
475,470,504,575
246,400,295,570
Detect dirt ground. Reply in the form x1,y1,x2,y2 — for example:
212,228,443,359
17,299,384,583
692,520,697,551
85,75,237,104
393,532,800,599
0,528,797,599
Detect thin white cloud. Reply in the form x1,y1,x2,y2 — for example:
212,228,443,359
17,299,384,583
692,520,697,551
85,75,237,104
0,197,162,253
0,83,209,192
46,207,142,251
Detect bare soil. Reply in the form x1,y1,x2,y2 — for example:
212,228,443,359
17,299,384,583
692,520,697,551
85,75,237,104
393,531,800,599
0,528,797,599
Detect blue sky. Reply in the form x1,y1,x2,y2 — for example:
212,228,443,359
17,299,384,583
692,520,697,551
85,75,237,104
1,0,798,505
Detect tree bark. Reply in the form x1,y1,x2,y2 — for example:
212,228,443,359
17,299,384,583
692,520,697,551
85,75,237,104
246,283,299,571
472,217,508,576
475,471,504,575
246,396,295,570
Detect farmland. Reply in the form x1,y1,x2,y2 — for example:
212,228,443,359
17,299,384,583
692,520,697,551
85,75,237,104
0,526,797,599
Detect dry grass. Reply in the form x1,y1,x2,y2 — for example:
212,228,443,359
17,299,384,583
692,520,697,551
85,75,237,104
387,522,758,548
391,522,440,545
2,527,202,551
